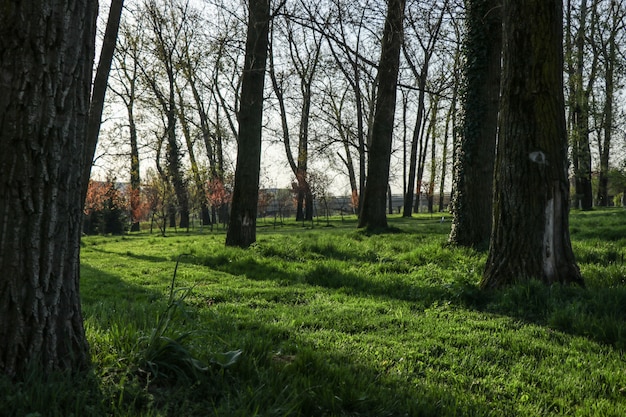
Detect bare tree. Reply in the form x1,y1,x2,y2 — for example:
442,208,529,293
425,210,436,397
269,7,323,221
401,0,448,217
142,0,191,229
83,0,125,200
567,0,600,210
109,16,143,231
595,0,625,206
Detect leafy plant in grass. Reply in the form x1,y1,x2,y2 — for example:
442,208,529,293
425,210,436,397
132,256,240,385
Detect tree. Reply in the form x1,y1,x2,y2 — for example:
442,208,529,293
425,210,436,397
357,0,406,230
482,0,584,288
449,0,501,248
110,16,143,232
269,7,323,222
83,0,125,201
401,0,447,217
142,0,191,229
319,0,382,214
226,0,272,248
567,0,599,211
0,0,98,376
83,179,129,235
595,0,624,206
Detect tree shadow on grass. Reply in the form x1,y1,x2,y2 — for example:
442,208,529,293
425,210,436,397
187,249,626,353
84,246,172,264
81,259,484,416
214,320,500,417
476,279,626,351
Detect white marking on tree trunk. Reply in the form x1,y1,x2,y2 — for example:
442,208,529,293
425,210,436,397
529,151,547,165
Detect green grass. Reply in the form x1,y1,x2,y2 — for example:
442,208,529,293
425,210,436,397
3,209,626,416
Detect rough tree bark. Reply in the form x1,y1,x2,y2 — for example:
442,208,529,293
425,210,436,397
226,0,271,248
482,0,584,288
449,0,501,249
0,0,98,377
357,0,405,230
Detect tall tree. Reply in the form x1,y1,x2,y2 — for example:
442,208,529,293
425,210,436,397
143,0,191,229
567,0,598,211
449,0,501,248
595,0,624,206
110,18,143,232
357,0,406,229
83,0,125,200
226,0,271,248
0,0,98,376
269,11,323,221
401,1,447,217
321,0,380,214
482,0,584,288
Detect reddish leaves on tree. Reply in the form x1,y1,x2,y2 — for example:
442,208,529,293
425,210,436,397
84,180,127,215
205,178,232,208
128,187,150,223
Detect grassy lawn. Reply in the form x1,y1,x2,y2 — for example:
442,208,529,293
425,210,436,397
4,209,626,416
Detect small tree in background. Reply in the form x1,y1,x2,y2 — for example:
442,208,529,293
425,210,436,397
126,186,151,231
83,179,129,235
257,189,274,222
308,170,333,226
144,170,176,236
205,178,232,230
274,189,293,224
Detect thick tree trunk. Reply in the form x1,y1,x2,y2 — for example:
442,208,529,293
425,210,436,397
449,0,500,249
358,0,405,229
482,0,583,288
226,0,270,248
0,0,98,377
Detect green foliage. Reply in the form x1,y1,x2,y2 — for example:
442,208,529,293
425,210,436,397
7,210,625,416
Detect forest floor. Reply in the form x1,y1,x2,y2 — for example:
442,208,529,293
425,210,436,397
3,209,626,416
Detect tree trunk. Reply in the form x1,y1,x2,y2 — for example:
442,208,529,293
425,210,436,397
427,93,440,214
569,0,597,211
82,0,125,201
439,51,459,212
226,0,270,248
358,0,405,229
449,0,500,249
127,54,141,232
403,70,428,218
130,122,141,232
0,0,98,377
597,5,618,207
482,0,583,288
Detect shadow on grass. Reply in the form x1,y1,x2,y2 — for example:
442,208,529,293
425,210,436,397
84,246,172,264
78,257,492,416
190,252,457,307
80,264,167,308
188,246,626,354
211,318,498,417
